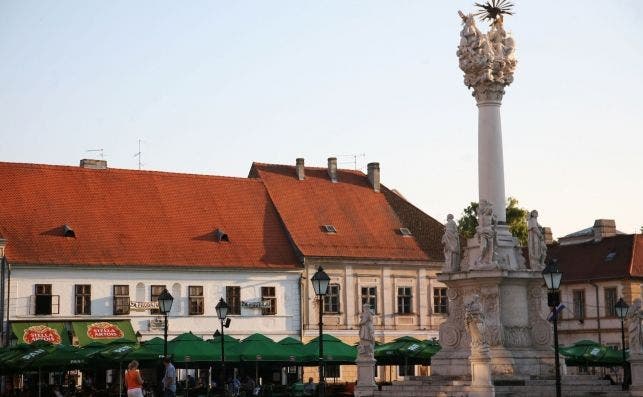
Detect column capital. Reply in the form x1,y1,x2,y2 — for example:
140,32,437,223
473,82,505,104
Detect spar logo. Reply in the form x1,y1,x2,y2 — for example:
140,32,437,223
87,322,124,339
23,325,62,344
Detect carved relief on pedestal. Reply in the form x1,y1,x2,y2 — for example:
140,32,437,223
481,289,502,346
504,326,532,347
528,285,552,347
439,287,466,350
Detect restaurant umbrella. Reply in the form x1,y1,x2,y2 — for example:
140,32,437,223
374,336,421,366
236,333,284,362
301,334,357,365
124,337,166,362
168,332,219,364
560,339,627,367
277,337,304,364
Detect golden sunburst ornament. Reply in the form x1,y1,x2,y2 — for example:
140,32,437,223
474,0,514,23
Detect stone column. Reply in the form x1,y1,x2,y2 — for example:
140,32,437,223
476,86,506,222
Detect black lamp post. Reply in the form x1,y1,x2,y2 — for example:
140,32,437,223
215,298,230,393
542,259,562,397
158,289,174,358
615,297,629,390
311,266,330,397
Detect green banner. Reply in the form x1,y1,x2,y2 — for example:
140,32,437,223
11,322,70,345
71,321,136,346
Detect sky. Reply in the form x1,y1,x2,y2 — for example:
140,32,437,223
0,1,641,238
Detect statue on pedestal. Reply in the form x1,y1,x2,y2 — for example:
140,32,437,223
442,214,461,272
628,299,643,355
527,210,547,270
475,200,496,266
358,303,375,357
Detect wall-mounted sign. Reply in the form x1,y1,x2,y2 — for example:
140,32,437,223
241,300,271,309
23,325,62,344
130,301,159,311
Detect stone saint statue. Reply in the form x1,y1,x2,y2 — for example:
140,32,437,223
628,299,643,355
476,200,496,265
442,214,461,272
465,295,488,352
358,303,375,357
527,210,547,270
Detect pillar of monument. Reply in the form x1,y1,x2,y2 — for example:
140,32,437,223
477,94,506,222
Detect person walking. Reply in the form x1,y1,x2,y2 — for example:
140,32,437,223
125,360,145,397
162,356,177,397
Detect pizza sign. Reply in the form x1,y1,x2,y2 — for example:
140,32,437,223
87,322,124,339
23,325,62,344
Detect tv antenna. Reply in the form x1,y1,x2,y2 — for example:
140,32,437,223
134,139,144,170
334,153,366,171
86,149,104,159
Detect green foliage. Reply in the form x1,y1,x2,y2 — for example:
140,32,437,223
456,197,529,246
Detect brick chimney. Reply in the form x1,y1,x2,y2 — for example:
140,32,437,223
367,162,380,192
593,219,616,242
80,159,107,169
327,157,338,183
296,158,305,180
543,227,553,245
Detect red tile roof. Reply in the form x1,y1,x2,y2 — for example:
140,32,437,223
0,162,299,269
547,234,643,283
250,162,443,261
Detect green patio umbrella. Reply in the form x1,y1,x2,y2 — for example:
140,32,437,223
28,344,88,369
278,337,304,363
123,337,165,362
407,339,441,365
2,340,56,371
168,332,219,363
302,334,356,364
235,333,285,362
374,336,421,365
560,339,626,367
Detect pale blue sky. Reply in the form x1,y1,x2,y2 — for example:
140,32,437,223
1,1,641,238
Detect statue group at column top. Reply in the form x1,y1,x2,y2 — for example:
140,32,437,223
457,6,516,100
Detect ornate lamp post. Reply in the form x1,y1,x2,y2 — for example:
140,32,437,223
311,266,330,397
158,289,174,358
542,259,562,397
215,298,230,392
615,297,629,390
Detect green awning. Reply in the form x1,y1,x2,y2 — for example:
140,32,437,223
71,321,136,346
11,322,70,345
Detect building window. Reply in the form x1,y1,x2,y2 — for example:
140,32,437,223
326,364,340,379
75,285,91,315
399,364,415,377
189,286,204,315
113,285,130,315
226,286,241,315
262,286,276,315
605,287,618,317
397,287,413,314
35,284,53,315
433,287,448,314
573,289,585,320
323,284,341,314
361,286,377,313
150,285,166,315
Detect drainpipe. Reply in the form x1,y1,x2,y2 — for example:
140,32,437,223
590,282,602,345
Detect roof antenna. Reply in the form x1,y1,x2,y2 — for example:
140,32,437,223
134,139,143,170
86,149,104,159
335,153,366,171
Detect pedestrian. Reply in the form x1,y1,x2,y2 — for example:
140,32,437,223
304,377,315,396
125,360,145,397
162,356,177,397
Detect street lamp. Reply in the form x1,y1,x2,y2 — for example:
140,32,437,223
615,297,629,390
158,289,174,358
215,298,231,393
542,259,562,397
311,266,330,397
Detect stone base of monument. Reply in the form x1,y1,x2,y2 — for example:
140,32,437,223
354,356,377,397
630,353,643,396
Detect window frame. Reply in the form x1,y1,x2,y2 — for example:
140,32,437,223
113,285,130,315
75,284,91,315
360,286,377,314
150,285,166,315
188,286,204,315
397,287,413,314
572,289,585,320
433,287,448,315
226,286,241,315
34,284,55,315
323,284,341,314
604,287,618,317
262,286,277,315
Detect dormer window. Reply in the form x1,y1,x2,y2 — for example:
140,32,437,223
214,228,229,242
63,225,76,238
322,225,337,234
399,227,412,236
605,251,617,262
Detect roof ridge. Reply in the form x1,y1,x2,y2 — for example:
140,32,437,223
252,161,365,175
629,234,640,276
0,161,261,183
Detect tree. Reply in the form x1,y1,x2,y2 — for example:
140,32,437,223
457,197,529,246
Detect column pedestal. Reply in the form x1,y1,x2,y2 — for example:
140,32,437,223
354,356,377,397
630,353,643,396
